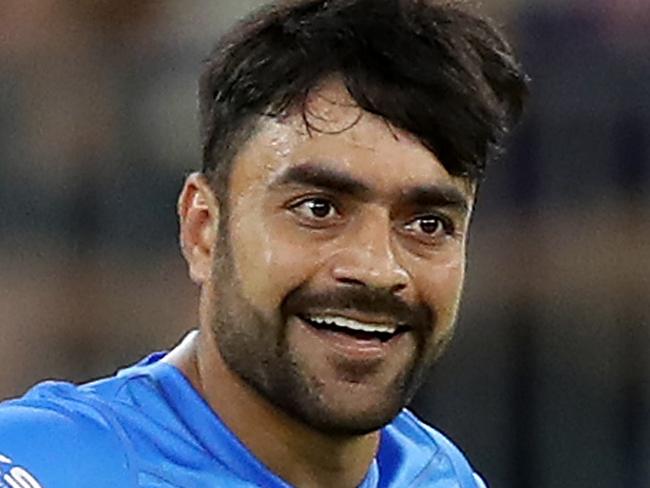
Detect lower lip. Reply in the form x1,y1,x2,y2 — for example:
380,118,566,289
295,316,404,361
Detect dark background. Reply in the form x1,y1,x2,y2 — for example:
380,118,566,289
1,1,648,487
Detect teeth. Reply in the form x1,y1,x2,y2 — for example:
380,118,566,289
308,315,397,335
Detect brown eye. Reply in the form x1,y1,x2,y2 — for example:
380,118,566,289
292,198,338,220
308,199,334,218
404,214,453,241
417,216,443,235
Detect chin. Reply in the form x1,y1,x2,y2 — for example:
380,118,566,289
289,392,407,437
303,412,398,438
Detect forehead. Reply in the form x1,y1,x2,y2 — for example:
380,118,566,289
229,81,473,198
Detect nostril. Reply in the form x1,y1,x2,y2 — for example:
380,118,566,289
390,282,407,294
336,276,407,295
331,260,410,292
336,276,366,287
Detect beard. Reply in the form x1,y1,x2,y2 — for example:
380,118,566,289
208,219,450,437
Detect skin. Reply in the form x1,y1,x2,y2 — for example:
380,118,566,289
167,81,475,488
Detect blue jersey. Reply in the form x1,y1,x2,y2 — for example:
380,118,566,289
0,353,486,487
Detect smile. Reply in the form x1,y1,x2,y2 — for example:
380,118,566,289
299,313,410,343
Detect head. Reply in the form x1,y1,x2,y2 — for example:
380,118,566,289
179,0,527,436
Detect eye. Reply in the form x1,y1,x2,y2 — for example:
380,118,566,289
290,197,339,220
403,215,452,241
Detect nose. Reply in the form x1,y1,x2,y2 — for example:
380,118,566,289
330,213,409,294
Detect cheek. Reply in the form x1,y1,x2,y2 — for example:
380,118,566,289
417,252,466,321
227,212,326,313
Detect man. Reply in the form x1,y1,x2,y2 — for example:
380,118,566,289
0,0,527,486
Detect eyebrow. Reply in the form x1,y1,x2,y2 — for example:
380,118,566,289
399,185,470,212
269,162,371,198
270,161,470,211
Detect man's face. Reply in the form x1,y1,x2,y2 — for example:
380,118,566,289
207,82,474,436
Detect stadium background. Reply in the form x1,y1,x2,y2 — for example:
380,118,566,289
0,1,648,487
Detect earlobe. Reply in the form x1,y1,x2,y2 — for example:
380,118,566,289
178,172,220,285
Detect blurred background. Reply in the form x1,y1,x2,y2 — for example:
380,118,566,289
0,1,648,487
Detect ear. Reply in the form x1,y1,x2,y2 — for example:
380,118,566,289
178,172,220,285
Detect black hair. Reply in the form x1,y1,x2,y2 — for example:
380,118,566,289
199,0,528,191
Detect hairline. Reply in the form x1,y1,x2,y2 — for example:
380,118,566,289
201,86,481,200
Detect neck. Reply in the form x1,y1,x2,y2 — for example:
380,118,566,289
164,328,380,488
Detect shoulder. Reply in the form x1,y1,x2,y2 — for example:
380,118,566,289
379,409,487,487
0,381,136,487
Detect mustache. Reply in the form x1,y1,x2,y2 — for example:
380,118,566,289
281,285,435,331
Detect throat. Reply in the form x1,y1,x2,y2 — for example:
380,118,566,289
263,428,380,488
